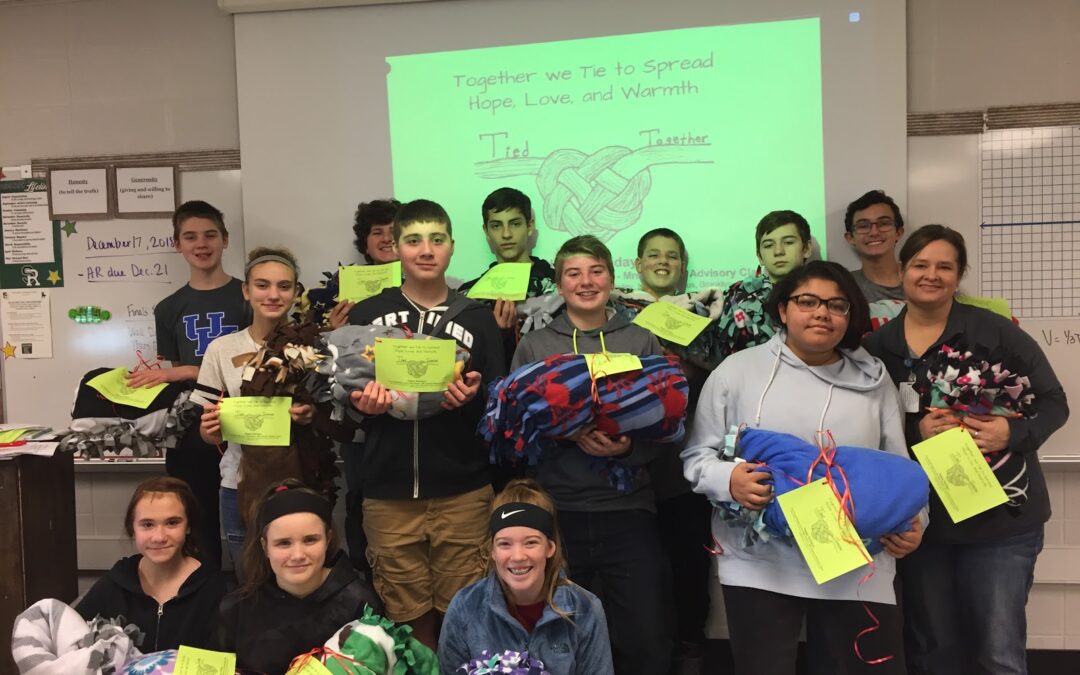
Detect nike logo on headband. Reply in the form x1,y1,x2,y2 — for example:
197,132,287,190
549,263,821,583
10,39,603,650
501,509,525,519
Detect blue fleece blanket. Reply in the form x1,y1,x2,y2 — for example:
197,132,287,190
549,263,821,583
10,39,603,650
720,427,928,554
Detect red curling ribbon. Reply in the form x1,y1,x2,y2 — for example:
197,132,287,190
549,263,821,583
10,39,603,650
132,350,163,372
811,430,894,666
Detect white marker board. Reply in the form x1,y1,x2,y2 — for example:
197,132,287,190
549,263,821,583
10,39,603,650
0,170,247,430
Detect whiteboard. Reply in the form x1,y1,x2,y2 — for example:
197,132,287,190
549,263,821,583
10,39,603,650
908,132,1080,458
0,170,247,430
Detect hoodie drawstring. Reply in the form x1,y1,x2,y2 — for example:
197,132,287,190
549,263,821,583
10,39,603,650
571,329,606,355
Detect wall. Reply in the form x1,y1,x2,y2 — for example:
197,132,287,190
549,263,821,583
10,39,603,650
0,0,238,166
908,0,1080,112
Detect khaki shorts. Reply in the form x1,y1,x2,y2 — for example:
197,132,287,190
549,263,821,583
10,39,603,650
363,485,493,622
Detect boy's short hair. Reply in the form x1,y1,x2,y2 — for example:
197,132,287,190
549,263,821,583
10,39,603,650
844,189,904,233
636,227,687,261
755,210,810,251
554,235,614,281
172,200,227,240
482,187,533,222
393,199,453,241
352,199,402,260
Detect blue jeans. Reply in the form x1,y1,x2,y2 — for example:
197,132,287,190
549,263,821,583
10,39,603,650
220,487,247,573
900,527,1044,675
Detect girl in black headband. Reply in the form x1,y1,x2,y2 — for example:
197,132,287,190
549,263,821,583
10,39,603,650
438,479,613,674
210,480,381,674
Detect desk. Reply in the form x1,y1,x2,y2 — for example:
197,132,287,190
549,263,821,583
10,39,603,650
0,453,77,675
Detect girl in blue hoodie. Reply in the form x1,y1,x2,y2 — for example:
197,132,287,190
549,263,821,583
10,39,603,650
682,261,925,675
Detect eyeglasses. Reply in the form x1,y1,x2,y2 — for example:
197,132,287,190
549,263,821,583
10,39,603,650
851,217,896,235
787,293,851,316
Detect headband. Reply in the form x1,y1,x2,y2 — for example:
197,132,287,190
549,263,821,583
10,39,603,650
245,254,299,277
256,487,332,533
489,502,555,540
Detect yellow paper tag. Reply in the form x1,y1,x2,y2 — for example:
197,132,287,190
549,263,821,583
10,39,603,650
631,302,712,346
911,426,1008,523
218,396,292,445
374,337,457,393
175,645,236,675
286,655,334,675
956,294,1012,320
584,352,643,378
777,478,872,584
338,261,402,302
0,428,31,443
465,262,531,301
86,367,168,409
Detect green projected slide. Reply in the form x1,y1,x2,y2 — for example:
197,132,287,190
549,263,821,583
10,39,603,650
386,19,825,290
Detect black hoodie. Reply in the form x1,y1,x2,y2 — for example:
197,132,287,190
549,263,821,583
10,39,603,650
211,553,382,674
346,287,506,499
75,555,226,652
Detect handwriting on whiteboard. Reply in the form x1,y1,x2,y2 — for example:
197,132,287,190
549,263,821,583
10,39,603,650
1039,329,1080,347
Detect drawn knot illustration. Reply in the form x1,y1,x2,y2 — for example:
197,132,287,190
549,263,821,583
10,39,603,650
475,144,713,243
536,147,652,241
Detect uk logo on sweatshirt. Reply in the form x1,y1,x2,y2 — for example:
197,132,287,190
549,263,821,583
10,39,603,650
183,311,239,357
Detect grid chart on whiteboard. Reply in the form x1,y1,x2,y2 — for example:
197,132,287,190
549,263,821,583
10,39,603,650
980,126,1080,319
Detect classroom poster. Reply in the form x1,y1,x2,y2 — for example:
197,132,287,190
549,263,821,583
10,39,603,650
0,178,64,289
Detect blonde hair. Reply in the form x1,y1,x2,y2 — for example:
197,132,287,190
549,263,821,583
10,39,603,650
488,479,575,623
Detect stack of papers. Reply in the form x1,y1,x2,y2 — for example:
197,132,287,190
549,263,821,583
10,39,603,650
0,424,59,459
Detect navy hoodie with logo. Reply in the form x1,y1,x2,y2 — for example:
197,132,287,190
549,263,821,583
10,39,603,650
346,287,506,500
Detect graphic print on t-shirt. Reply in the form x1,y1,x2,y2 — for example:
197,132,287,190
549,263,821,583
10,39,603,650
183,311,240,357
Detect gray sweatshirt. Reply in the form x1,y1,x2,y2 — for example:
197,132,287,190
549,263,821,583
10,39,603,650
681,332,923,604
511,310,670,512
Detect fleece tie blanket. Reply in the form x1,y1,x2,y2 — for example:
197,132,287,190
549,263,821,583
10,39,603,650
481,353,688,491
715,427,929,554
11,599,142,675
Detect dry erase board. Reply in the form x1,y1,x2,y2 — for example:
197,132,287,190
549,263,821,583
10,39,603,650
909,128,1080,459
0,170,247,430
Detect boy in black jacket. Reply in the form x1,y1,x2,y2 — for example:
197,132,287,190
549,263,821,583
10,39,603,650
346,199,505,648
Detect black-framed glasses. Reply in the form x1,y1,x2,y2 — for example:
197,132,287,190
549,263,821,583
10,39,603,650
852,217,896,235
787,293,851,316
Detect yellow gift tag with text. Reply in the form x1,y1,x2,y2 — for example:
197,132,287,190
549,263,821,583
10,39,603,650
374,337,457,392
175,645,236,675
86,367,167,409
631,302,712,346
339,261,402,302
912,426,1008,522
218,396,292,445
465,262,531,301
777,478,872,584
584,352,642,378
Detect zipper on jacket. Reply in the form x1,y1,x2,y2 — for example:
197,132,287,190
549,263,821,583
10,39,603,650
154,604,163,651
412,418,420,498
412,307,427,499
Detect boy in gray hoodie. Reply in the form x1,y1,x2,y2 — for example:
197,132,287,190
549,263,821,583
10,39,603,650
510,235,673,675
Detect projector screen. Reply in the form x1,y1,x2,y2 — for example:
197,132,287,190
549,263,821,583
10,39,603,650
234,0,906,291
386,20,825,288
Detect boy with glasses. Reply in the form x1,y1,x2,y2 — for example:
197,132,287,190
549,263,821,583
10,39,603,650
844,189,906,303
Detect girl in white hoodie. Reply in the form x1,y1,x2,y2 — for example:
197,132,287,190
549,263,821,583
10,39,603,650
681,261,925,675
